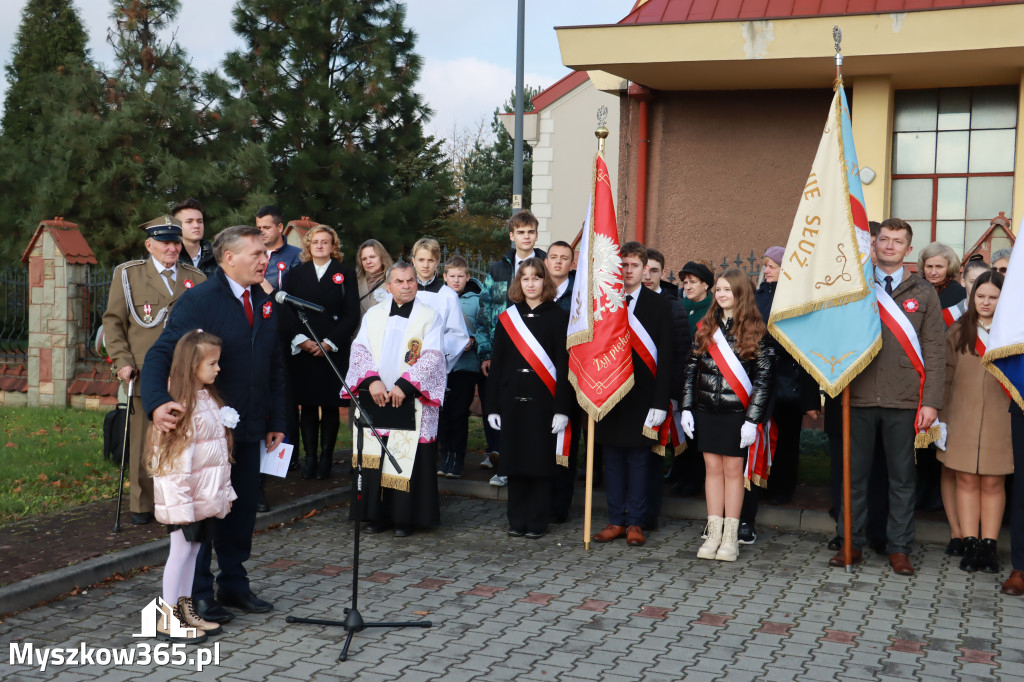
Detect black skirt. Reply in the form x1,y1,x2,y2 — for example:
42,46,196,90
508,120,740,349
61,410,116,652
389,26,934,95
694,409,748,458
166,518,214,543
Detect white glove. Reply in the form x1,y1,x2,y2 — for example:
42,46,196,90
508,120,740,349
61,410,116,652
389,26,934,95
739,421,758,448
681,410,695,439
644,408,668,429
551,413,569,434
487,414,501,431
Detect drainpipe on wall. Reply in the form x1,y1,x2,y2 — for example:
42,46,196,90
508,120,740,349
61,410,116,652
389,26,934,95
628,83,653,244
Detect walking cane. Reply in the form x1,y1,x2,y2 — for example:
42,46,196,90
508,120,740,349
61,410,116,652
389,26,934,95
113,373,136,533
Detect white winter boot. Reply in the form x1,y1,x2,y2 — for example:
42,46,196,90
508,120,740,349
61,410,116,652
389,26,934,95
716,517,740,561
697,516,724,559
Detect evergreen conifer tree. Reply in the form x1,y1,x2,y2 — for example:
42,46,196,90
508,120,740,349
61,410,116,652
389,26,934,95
0,0,98,263
221,0,455,253
463,87,537,222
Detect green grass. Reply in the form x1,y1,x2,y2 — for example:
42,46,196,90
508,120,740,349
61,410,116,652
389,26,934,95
0,407,113,526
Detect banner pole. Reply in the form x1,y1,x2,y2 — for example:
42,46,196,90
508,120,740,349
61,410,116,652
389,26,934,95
842,385,853,572
584,414,595,550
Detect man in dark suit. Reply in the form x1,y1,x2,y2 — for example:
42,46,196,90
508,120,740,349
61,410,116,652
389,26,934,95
642,247,691,529
592,241,674,548
143,225,286,623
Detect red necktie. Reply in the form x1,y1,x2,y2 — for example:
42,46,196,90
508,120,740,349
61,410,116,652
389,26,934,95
242,290,254,327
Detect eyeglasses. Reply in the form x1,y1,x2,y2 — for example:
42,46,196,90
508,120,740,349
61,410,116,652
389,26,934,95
997,267,1008,273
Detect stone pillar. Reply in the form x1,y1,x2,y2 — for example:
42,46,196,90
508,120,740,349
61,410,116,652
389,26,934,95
23,218,97,407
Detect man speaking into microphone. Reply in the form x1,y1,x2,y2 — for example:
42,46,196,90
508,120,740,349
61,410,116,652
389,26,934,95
143,225,286,623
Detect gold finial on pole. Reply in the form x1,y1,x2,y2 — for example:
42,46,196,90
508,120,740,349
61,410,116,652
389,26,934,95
595,105,609,154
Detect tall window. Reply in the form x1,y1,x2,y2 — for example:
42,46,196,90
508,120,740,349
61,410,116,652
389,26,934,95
891,86,1017,257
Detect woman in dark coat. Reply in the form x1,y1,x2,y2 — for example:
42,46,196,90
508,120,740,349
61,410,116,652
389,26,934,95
752,247,820,507
486,258,571,539
281,225,360,479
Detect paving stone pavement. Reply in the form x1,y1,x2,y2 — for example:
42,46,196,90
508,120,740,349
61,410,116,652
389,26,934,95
2,495,1023,681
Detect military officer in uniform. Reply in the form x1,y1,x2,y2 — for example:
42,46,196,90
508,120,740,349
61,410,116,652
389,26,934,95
102,215,207,524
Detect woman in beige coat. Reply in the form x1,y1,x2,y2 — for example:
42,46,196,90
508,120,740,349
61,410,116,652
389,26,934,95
938,270,1010,573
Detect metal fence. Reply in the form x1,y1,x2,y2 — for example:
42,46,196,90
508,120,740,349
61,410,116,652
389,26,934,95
0,266,29,364
73,266,113,365
665,251,764,286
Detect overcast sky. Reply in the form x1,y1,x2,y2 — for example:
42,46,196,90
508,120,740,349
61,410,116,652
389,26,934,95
0,0,628,139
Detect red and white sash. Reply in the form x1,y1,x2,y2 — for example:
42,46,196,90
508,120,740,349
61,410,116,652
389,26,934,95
499,307,571,465
875,281,938,446
704,325,773,487
942,299,967,328
628,307,658,377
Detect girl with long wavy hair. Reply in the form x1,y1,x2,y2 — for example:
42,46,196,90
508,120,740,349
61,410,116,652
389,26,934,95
147,330,237,643
682,269,775,561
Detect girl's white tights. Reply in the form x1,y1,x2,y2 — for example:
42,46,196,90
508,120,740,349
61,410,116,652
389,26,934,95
162,529,201,606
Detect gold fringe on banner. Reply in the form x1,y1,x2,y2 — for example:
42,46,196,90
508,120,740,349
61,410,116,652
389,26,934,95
983,342,1024,410
381,473,410,493
351,452,381,469
556,455,569,468
771,333,881,399
568,372,635,423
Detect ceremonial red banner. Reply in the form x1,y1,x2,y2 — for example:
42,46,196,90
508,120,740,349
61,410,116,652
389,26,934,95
566,153,634,421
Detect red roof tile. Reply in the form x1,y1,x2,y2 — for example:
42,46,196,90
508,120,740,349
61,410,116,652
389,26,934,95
531,70,591,111
20,218,98,265
619,0,1018,22
0,376,27,393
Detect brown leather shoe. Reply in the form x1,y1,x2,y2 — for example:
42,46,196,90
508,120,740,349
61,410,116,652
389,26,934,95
627,525,645,546
828,548,863,567
592,524,627,543
1002,569,1024,596
889,553,915,576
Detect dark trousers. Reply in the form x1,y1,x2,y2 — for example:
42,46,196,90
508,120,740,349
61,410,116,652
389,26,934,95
478,374,500,454
603,445,649,527
193,440,261,600
643,451,666,528
740,483,761,525
551,416,581,521
766,402,804,502
508,476,552,534
830,432,889,543
299,405,340,457
841,407,916,554
1010,409,1024,570
438,371,477,459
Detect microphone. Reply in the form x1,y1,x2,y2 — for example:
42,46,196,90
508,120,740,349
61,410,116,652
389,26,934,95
273,290,325,313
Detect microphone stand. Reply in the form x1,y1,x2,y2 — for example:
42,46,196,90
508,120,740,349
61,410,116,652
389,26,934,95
284,307,431,661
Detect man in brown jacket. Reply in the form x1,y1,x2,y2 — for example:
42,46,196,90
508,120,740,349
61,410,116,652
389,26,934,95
102,216,207,523
829,218,945,576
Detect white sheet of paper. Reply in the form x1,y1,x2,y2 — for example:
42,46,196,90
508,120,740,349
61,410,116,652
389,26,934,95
259,442,294,477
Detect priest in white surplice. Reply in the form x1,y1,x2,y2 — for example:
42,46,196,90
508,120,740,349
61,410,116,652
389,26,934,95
345,261,446,537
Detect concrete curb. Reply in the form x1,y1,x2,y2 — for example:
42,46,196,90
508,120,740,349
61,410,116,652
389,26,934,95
0,485,350,617
437,477,1007,548
2,477,1007,615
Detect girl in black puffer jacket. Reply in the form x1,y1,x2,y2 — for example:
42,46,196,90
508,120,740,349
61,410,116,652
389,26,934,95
681,268,775,562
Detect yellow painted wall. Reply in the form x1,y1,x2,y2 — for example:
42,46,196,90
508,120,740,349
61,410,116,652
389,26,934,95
850,76,893,223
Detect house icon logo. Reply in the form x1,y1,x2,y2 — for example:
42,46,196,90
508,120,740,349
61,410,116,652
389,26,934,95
133,597,200,638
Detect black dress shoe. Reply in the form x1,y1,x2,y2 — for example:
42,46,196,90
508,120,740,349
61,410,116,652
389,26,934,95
507,528,526,537
195,598,235,624
218,590,273,613
827,536,841,551
363,524,382,534
393,528,413,538
550,514,568,524
256,499,270,513
130,512,153,525
868,538,888,556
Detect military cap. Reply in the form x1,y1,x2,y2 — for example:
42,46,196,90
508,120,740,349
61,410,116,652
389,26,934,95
139,215,183,242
